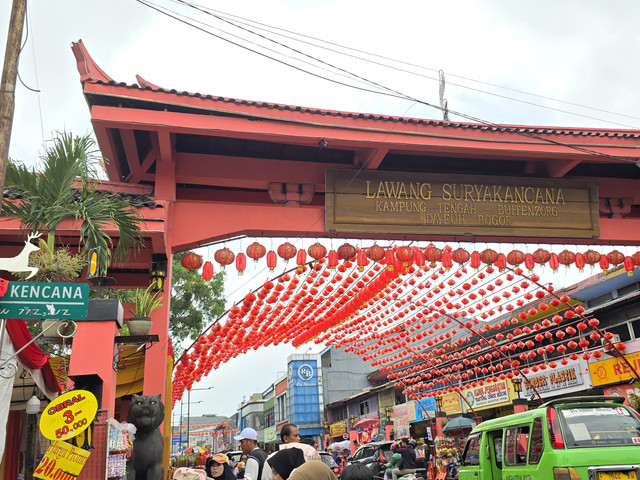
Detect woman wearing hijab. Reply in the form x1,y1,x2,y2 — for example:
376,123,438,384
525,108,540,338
267,448,306,480
206,453,236,480
288,460,337,480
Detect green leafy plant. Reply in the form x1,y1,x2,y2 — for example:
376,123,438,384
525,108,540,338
129,284,163,318
16,234,84,282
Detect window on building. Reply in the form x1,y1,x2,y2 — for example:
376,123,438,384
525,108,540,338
321,350,332,369
588,292,614,309
607,323,632,342
631,319,640,340
360,401,370,415
618,282,639,298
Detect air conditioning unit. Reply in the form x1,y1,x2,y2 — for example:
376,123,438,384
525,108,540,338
600,334,621,356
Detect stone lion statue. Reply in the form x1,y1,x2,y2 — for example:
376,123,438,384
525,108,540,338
126,393,164,480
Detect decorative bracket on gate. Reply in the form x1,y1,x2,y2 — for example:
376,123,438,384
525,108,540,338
268,183,315,207
599,197,632,218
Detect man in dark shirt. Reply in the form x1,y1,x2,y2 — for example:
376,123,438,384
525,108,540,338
391,438,417,480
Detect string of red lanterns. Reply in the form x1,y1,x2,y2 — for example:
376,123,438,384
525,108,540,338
172,242,635,408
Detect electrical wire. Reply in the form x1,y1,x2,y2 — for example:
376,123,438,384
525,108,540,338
137,0,640,165
168,0,640,127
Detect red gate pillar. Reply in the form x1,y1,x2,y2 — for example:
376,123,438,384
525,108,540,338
68,299,123,414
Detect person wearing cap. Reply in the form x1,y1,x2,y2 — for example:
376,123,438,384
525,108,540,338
206,453,236,480
235,428,268,480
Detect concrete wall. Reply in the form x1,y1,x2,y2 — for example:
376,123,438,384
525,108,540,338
321,347,376,405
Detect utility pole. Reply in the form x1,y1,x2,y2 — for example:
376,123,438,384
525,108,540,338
0,0,27,212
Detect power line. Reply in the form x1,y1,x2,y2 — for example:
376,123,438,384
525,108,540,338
169,0,640,128
137,0,639,165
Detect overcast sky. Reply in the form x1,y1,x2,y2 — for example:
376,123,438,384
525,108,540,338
2,0,639,419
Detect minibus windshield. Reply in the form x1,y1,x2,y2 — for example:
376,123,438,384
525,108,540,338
558,405,640,447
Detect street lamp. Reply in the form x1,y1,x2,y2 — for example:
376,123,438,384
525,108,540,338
385,406,392,421
435,396,443,413
512,378,523,399
182,386,213,451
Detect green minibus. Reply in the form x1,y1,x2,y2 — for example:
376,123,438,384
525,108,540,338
459,396,640,480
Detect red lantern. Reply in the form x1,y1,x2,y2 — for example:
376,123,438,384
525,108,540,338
506,250,525,266
307,242,327,261
425,244,442,267
337,243,357,261
296,249,307,273
367,245,385,262
277,242,297,261
574,253,586,272
328,250,339,269
236,252,247,275
442,250,453,270
470,251,481,269
246,242,266,262
357,250,368,271
524,253,535,272
452,248,470,265
549,253,560,272
480,249,498,265
557,250,575,267
414,248,425,269
495,253,507,271
624,256,635,276
631,252,640,266
583,249,601,266
202,261,214,281
396,246,414,265
531,248,550,266
266,250,277,271
214,247,235,269
608,250,625,265
599,254,610,273
385,249,395,270
181,252,203,270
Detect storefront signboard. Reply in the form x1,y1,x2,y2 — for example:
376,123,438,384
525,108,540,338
34,441,90,480
589,351,640,387
330,422,346,438
464,380,512,411
522,363,584,397
441,392,462,415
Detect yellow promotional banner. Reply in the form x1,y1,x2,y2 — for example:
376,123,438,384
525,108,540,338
441,392,462,415
34,441,90,480
330,422,346,437
589,351,640,387
39,390,98,441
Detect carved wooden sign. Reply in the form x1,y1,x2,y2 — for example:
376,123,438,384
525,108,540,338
325,170,599,238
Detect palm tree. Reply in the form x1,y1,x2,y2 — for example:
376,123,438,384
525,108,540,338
2,132,145,274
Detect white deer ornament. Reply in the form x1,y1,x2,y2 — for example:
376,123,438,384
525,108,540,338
0,232,41,279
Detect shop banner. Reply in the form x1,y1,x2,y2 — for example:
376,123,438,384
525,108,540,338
441,392,462,415
589,351,640,387
34,441,90,480
391,403,410,437
413,398,436,422
39,390,98,441
330,422,346,438
522,363,584,397
264,426,277,443
464,380,511,411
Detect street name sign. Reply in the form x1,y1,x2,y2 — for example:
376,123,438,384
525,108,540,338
0,282,90,320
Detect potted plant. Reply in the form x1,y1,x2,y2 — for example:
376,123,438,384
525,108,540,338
127,284,163,335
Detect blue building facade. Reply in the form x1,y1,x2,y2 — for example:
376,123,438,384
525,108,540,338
288,354,323,437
